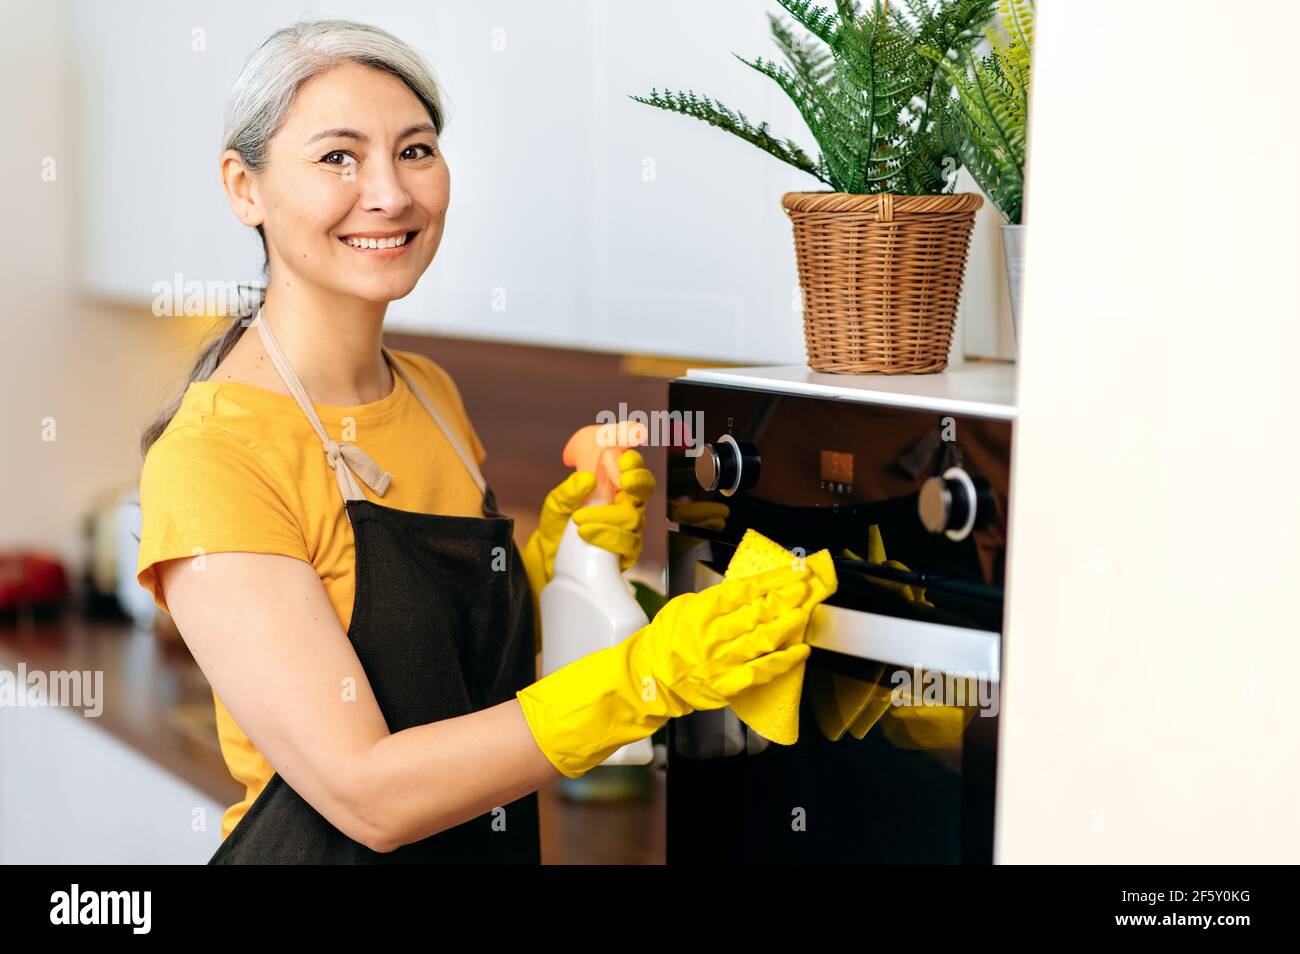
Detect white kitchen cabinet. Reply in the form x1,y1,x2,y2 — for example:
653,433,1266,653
0,704,224,864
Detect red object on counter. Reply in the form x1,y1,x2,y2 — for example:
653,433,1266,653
0,551,70,611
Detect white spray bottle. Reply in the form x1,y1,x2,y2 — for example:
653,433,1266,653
539,421,653,766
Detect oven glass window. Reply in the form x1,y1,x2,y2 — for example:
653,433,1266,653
669,650,998,863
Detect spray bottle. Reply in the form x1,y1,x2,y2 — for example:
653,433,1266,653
539,421,653,766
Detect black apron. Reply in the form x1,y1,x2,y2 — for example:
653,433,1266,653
208,310,541,864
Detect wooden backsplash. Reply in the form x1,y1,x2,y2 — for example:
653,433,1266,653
387,332,734,575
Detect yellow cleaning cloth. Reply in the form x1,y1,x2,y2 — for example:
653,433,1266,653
722,529,838,744
810,664,893,742
807,525,930,743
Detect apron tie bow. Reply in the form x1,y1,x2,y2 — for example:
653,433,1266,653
322,438,392,500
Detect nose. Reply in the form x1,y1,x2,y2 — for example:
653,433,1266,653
355,154,413,218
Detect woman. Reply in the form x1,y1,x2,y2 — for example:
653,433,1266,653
136,19,824,864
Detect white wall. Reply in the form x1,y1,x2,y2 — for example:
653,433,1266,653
996,0,1300,862
67,0,1011,363
0,0,206,561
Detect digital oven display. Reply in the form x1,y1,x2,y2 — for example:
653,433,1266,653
819,450,854,484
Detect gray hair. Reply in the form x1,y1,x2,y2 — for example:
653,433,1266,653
140,18,445,458
224,18,445,172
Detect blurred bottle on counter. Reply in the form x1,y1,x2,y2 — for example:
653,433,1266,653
112,488,157,630
78,483,151,628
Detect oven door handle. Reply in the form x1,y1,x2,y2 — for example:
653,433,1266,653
693,561,1001,681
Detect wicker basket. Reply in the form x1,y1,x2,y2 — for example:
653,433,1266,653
783,191,983,374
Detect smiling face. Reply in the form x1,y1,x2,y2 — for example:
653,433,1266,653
231,61,449,306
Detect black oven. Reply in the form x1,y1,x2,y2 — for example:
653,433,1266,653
664,369,1014,864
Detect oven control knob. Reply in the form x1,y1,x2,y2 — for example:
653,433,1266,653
919,467,980,541
694,435,759,497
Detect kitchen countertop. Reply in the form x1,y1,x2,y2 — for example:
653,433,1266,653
0,609,665,863
0,611,242,805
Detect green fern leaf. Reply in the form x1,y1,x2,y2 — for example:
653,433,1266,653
630,0,1004,196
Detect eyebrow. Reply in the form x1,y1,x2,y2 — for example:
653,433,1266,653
305,122,439,146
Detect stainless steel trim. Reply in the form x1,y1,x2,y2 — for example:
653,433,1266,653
694,443,721,492
943,466,978,542
716,433,743,496
918,475,952,534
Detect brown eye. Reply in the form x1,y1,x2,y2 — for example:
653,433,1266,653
322,151,358,169
401,143,437,160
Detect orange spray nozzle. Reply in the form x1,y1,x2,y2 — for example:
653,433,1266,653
561,421,649,506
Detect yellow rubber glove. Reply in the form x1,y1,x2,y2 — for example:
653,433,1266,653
521,471,596,602
842,524,932,606
520,450,656,649
520,469,597,648
667,498,730,531
516,562,823,778
571,449,656,573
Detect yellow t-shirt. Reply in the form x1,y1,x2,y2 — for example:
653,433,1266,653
136,347,489,841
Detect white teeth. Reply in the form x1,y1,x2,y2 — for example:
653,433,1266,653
343,233,409,249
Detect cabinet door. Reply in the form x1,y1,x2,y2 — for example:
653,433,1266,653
393,0,814,362
0,705,225,864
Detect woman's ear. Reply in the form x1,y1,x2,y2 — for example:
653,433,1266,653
220,149,263,228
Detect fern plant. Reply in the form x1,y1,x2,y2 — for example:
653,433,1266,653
923,0,1032,222
630,0,997,196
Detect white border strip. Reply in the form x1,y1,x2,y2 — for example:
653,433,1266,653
681,364,1017,420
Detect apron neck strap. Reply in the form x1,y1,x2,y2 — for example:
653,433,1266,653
383,346,488,495
253,308,486,504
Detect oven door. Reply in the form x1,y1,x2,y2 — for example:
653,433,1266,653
666,533,1001,864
